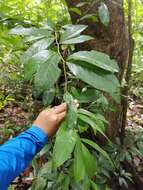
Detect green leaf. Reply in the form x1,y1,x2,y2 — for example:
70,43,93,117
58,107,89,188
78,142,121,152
24,35,54,43
42,88,55,106
31,177,47,190
24,35,44,42
90,181,100,190
10,26,54,49
74,137,86,182
60,35,93,44
53,122,77,167
24,61,37,81
60,24,87,43
62,176,70,190
8,186,15,190
23,28,53,42
78,113,108,140
79,14,98,22
78,109,108,124
24,50,54,81
38,161,52,177
41,25,53,31
74,137,96,181
10,26,53,38
71,87,99,103
34,51,61,90
82,138,114,167
22,38,54,64
82,143,97,178
69,7,81,15
10,26,35,35
67,61,119,94
64,92,77,128
68,51,119,73
98,3,110,27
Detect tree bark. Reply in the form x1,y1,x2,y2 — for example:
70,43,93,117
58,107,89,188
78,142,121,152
66,0,129,139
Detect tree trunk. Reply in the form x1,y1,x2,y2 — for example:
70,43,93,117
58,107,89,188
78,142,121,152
65,0,129,139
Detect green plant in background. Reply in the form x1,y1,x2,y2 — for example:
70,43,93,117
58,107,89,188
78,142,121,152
0,94,14,110
124,0,143,101
0,0,69,95
92,127,143,189
0,0,69,26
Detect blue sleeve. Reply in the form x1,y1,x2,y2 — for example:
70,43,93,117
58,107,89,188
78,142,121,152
0,125,48,190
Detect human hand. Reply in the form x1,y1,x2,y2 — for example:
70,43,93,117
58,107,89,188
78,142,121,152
33,103,67,138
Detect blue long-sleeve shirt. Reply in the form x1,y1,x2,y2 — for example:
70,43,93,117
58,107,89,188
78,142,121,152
0,125,48,190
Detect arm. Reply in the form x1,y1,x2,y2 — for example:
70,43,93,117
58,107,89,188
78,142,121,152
0,103,67,190
0,125,48,189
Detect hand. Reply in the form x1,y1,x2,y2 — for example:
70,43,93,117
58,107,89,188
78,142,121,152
33,103,67,138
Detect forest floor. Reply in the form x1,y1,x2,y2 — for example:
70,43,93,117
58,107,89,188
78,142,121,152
126,99,143,190
127,98,143,130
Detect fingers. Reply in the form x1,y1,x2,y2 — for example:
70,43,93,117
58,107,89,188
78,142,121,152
50,99,79,115
58,111,66,123
52,103,67,114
